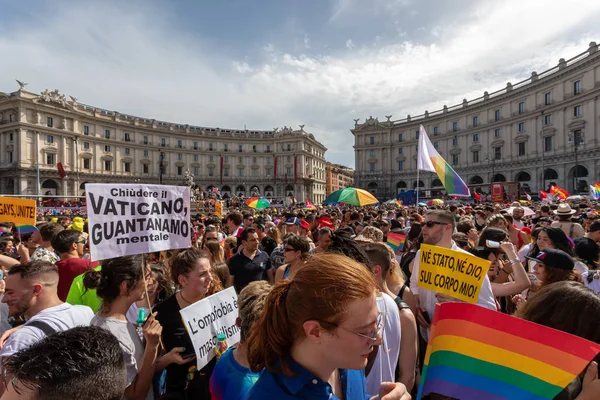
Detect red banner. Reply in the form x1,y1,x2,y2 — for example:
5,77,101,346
220,156,224,184
57,162,66,179
294,156,297,184
274,156,277,184
491,183,504,203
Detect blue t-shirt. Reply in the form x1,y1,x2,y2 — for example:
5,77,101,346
209,347,260,400
244,357,371,400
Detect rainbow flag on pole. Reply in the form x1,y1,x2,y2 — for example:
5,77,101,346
417,302,600,400
417,125,470,196
386,232,406,252
394,199,402,207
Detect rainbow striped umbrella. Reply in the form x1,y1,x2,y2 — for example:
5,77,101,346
324,187,379,206
245,197,271,209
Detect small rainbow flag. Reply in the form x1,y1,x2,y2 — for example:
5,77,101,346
417,125,470,197
16,225,39,234
304,199,316,210
417,302,600,400
394,199,402,207
549,185,569,200
386,232,406,252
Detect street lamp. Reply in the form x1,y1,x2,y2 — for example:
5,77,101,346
568,130,584,193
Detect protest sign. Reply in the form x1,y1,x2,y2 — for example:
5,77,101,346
0,197,36,226
180,287,240,369
215,201,223,217
418,244,489,304
86,184,191,261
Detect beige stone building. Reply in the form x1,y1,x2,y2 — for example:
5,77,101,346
325,162,354,195
0,86,327,203
353,41,600,200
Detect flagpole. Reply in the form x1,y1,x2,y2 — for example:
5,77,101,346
416,167,420,206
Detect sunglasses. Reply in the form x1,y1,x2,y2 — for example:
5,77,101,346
283,247,296,252
424,221,448,228
76,237,88,244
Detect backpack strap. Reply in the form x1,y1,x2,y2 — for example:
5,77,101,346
394,296,410,310
24,320,58,337
569,223,575,238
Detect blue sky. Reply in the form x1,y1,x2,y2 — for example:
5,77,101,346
1,0,600,167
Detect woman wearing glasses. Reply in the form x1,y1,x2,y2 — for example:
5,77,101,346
245,253,411,400
274,235,311,283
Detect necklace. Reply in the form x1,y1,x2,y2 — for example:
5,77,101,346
178,291,193,305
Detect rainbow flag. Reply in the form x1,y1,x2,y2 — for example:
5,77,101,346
394,199,402,207
549,185,569,200
417,125,470,196
386,232,406,252
594,182,600,196
417,302,600,400
304,199,316,210
16,225,39,234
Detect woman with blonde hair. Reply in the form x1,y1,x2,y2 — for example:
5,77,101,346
203,240,225,265
265,221,282,245
245,253,411,399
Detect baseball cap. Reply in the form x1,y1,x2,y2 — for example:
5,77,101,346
590,221,600,233
526,248,574,271
285,217,301,226
300,219,310,231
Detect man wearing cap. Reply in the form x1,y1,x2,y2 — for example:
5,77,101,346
298,219,315,250
525,248,576,286
551,204,585,239
284,217,301,235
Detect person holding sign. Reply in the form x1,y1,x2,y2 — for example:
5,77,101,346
245,253,411,400
409,210,496,337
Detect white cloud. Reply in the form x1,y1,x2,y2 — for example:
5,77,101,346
1,0,599,168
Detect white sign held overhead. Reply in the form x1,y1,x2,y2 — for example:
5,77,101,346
180,287,240,370
86,184,191,261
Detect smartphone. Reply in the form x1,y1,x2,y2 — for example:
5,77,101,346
486,240,501,249
422,310,431,324
180,347,196,359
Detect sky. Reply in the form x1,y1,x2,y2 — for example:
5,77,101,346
1,0,600,168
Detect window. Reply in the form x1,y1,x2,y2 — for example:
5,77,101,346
176,153,181,161
369,163,375,172
452,154,458,166
161,138,166,147
494,110,501,121
83,142,89,150
415,130,420,139
193,167,199,176
518,123,525,133
544,114,552,125
209,155,214,162
433,127,439,136
239,168,245,177
473,116,478,127
144,150,148,157
494,147,501,160
239,157,244,164
193,141,198,150
398,147,403,154
494,128,500,138
473,134,479,142
124,148,130,155
368,136,375,145
266,167,273,177
9,133,12,142
369,150,375,158
222,167,229,177
177,166,183,176
544,136,553,152
125,133,131,142
104,145,111,152
177,140,182,148
472,151,479,163
544,92,551,105
47,117,53,127
46,135,54,144
452,136,457,146
266,145,271,152
143,136,148,145
193,154,198,161
252,157,257,164
287,144,292,151
83,125,89,135
574,105,581,117
252,169,258,177
104,129,110,139
252,145,257,152
46,153,55,165
398,133,403,142
208,167,214,176
574,80,581,95
224,156,229,163
434,142,439,149
124,162,131,173
141,164,148,174
452,122,458,132
518,142,526,156
398,161,404,171
518,102,525,114
266,157,272,164
83,158,90,169
104,160,112,171
209,143,213,151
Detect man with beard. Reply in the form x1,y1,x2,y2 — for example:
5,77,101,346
0,261,93,395
409,210,496,340
512,206,525,229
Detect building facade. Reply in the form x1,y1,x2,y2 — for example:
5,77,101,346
325,162,354,195
353,41,600,200
0,87,327,203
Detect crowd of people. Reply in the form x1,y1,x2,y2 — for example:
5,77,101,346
0,198,599,399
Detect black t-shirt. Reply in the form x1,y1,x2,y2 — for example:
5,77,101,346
260,236,277,256
228,250,272,293
154,294,216,398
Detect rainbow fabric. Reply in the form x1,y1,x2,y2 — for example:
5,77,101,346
304,199,316,210
549,185,569,200
590,185,600,200
417,125,470,196
395,199,402,207
16,225,39,234
417,302,600,400
386,232,406,252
